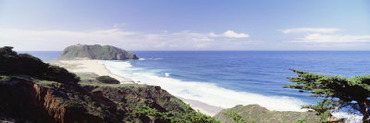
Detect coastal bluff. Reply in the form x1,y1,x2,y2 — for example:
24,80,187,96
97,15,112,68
57,44,138,60
0,46,217,122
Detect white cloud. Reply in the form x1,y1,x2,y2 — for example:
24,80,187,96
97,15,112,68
222,30,249,38
0,28,251,51
209,30,249,38
296,33,370,43
282,28,341,34
283,27,370,44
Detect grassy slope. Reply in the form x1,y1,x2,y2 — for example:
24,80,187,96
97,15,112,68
214,104,319,123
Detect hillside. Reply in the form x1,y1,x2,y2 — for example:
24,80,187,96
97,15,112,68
214,104,318,123
57,44,138,60
0,75,217,122
0,46,79,84
0,46,216,122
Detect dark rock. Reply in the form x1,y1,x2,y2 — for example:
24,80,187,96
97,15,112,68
0,75,189,123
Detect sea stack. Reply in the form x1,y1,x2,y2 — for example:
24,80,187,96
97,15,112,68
57,44,138,60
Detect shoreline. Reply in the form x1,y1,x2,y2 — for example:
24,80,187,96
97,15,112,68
179,97,223,116
48,60,135,84
47,60,223,116
47,60,361,121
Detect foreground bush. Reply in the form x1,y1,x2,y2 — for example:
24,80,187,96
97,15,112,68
130,101,219,123
0,46,80,84
96,76,120,84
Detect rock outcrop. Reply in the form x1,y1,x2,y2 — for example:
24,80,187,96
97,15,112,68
0,75,189,122
57,44,138,60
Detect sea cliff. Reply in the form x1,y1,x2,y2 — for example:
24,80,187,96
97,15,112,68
0,75,214,122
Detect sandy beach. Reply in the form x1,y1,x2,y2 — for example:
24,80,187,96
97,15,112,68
48,60,135,84
179,97,223,116
48,60,223,116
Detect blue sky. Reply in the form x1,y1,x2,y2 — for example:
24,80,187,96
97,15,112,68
0,0,369,51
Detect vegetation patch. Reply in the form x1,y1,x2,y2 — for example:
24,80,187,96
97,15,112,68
285,69,370,122
214,104,317,123
96,76,120,84
57,44,138,60
0,75,11,81
129,101,219,123
225,110,246,123
36,80,59,86
0,46,80,84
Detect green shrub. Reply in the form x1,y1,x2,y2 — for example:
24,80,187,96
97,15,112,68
225,110,246,123
0,46,80,84
130,101,219,122
96,76,120,84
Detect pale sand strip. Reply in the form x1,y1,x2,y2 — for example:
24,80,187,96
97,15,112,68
47,60,135,84
47,60,223,116
179,97,224,116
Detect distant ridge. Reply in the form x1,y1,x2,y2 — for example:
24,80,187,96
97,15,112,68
57,44,138,60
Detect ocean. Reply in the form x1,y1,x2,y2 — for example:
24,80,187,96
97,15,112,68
21,51,370,113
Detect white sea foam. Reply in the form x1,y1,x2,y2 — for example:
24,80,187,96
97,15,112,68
148,58,163,60
101,61,307,112
165,72,171,77
139,58,146,60
332,112,362,123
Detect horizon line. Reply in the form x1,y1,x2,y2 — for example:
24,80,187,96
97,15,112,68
16,50,370,52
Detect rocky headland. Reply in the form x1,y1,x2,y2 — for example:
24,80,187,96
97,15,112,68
57,44,138,60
